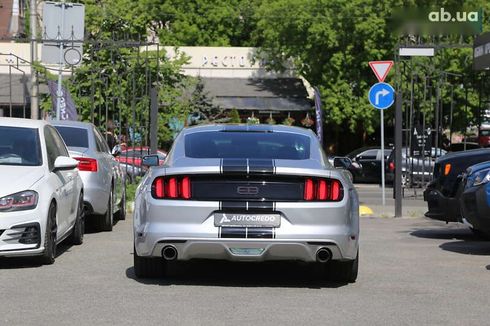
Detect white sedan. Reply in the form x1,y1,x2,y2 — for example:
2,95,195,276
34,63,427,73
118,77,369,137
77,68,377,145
0,118,84,264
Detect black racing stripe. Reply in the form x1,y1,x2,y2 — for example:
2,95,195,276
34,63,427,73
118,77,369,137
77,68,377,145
247,228,273,239
247,201,274,211
222,158,248,174
221,227,246,238
221,201,247,211
248,159,274,174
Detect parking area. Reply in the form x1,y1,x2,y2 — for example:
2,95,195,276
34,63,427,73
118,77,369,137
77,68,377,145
1,204,489,325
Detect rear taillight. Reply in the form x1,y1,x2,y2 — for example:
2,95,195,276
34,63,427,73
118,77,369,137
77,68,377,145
389,162,395,172
74,157,98,172
304,178,343,201
152,176,192,199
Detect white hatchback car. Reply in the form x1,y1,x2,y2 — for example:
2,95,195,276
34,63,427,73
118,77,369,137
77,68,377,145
0,118,84,264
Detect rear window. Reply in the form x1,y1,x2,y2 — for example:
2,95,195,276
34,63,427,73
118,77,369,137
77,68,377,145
480,130,490,136
185,131,310,160
54,126,89,148
0,126,42,166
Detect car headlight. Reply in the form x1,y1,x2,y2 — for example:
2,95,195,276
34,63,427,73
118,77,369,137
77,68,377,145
472,169,490,187
0,190,38,212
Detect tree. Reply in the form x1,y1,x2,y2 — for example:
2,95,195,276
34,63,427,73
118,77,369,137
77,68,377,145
186,77,225,124
254,0,490,151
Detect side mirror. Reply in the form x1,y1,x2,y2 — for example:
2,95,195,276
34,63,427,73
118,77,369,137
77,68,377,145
111,145,121,157
54,156,78,171
142,155,159,167
333,157,351,169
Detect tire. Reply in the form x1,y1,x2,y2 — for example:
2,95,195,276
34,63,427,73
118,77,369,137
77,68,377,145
116,188,126,221
69,193,85,245
133,245,166,278
98,191,113,232
326,250,359,283
38,202,57,265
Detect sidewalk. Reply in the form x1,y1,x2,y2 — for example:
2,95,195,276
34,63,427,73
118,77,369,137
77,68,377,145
360,203,427,218
357,184,427,218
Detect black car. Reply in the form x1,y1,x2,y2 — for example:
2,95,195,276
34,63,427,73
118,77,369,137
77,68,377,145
424,148,490,223
346,147,392,183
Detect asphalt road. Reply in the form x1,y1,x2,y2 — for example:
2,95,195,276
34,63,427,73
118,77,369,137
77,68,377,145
1,211,490,325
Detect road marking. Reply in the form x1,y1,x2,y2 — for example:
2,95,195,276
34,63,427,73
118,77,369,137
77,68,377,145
359,205,374,217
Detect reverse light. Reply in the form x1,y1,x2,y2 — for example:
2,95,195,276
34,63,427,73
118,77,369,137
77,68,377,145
304,178,343,202
74,157,98,172
152,176,192,199
0,190,38,212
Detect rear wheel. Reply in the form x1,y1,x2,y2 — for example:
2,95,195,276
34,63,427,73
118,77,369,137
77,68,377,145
38,203,57,265
69,193,84,245
98,191,113,232
325,250,359,283
133,245,166,278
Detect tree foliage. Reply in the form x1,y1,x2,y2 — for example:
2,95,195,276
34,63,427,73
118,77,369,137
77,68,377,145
69,0,490,150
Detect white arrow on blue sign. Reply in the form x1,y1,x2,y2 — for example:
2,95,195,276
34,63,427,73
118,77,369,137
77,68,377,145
368,82,395,110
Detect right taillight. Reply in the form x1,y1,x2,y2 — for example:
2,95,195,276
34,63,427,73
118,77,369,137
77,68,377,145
304,178,343,201
74,157,98,172
152,176,192,200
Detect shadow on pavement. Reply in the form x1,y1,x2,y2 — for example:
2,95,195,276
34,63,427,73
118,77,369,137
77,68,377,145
410,227,474,241
410,227,490,256
439,241,490,256
125,259,348,289
83,216,120,234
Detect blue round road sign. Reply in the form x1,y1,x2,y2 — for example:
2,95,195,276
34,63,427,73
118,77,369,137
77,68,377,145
368,82,395,110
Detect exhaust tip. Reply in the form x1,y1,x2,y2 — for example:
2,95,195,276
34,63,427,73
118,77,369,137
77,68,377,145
316,248,332,263
162,245,178,261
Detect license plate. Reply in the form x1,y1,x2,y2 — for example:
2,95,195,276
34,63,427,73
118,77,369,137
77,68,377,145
214,213,281,228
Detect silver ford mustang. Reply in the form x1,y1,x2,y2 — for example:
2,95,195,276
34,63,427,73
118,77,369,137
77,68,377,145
133,124,359,282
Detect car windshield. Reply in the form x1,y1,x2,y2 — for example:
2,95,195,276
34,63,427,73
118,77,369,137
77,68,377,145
54,126,89,148
185,131,310,160
0,126,42,166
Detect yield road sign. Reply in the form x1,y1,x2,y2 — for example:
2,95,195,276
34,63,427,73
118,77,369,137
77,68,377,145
369,61,394,82
368,82,395,110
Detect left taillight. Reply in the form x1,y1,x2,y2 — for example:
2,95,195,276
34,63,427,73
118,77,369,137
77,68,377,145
152,176,192,200
304,178,343,202
74,157,98,172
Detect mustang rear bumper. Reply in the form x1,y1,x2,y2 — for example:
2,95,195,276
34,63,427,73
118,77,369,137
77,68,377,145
149,239,351,262
134,194,360,262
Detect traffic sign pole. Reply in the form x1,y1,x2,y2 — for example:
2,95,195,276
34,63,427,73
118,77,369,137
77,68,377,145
381,109,385,206
368,61,394,211
368,82,394,208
